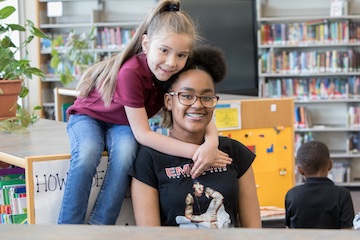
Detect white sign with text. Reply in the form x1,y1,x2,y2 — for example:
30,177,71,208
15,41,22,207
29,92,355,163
32,157,134,225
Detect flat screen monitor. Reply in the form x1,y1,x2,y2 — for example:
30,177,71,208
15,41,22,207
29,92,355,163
182,0,258,96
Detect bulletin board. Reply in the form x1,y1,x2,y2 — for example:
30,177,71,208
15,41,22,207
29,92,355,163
215,97,294,129
24,154,134,225
216,97,295,207
220,127,294,207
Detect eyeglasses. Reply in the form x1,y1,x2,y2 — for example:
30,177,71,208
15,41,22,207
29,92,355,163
168,92,219,108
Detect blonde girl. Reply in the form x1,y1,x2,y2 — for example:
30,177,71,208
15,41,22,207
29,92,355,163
58,0,231,225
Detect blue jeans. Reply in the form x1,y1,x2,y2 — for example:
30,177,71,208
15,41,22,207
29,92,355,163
58,114,138,225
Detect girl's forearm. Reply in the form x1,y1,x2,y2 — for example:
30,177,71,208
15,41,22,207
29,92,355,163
137,130,198,158
204,120,219,147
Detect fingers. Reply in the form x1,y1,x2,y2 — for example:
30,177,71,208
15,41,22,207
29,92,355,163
190,160,210,179
191,150,232,178
191,156,233,178
217,150,229,157
214,153,232,167
210,160,230,168
219,156,232,165
192,150,200,162
217,150,231,161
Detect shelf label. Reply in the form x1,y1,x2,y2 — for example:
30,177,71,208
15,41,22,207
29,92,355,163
330,0,344,17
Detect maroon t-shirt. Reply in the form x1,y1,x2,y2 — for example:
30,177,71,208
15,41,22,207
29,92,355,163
67,53,165,125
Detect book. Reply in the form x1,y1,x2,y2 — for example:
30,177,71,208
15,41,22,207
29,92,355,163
0,181,27,224
116,26,122,47
0,167,25,181
61,103,73,122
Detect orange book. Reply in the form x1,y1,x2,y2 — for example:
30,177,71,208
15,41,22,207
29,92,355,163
282,50,288,72
299,106,306,128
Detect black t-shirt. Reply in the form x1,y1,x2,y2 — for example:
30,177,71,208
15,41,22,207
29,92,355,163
130,136,256,228
285,177,355,229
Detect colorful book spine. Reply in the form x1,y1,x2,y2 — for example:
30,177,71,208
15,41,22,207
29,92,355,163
260,20,349,45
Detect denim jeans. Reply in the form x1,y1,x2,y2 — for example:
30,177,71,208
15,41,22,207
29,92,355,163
58,114,138,225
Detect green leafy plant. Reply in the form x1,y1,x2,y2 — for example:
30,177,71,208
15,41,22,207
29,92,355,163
0,106,42,133
50,28,96,85
0,0,49,133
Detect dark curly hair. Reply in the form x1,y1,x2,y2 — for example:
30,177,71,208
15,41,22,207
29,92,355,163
188,45,227,83
163,45,226,90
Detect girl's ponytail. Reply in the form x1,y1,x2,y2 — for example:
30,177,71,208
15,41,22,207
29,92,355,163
77,0,198,108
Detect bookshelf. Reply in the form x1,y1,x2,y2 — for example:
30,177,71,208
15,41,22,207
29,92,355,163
256,0,360,187
36,0,154,120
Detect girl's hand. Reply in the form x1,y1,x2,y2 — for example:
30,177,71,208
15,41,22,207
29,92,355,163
191,145,232,178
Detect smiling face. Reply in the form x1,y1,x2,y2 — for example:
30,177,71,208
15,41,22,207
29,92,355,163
142,30,192,81
193,182,204,197
165,69,216,144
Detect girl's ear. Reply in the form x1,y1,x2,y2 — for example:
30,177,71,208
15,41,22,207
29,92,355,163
164,93,172,111
142,34,149,54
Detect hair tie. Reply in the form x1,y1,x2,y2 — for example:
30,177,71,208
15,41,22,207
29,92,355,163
165,3,179,12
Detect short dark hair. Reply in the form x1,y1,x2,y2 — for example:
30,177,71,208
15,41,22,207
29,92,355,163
296,141,330,175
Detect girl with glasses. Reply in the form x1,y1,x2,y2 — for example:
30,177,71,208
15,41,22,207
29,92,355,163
131,46,262,228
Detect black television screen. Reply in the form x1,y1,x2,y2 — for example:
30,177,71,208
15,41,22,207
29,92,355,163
181,0,258,96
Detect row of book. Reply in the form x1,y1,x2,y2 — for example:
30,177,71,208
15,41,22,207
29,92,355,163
294,106,312,129
262,77,360,99
0,168,27,224
96,27,135,49
294,132,314,153
259,49,360,74
259,20,349,45
41,27,135,51
259,20,360,46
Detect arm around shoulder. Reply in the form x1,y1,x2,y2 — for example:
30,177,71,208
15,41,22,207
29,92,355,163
125,106,198,158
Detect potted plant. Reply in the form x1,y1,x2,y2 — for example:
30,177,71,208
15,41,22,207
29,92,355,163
0,1,49,133
50,28,96,86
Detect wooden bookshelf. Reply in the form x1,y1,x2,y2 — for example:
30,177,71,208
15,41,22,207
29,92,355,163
256,0,360,187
